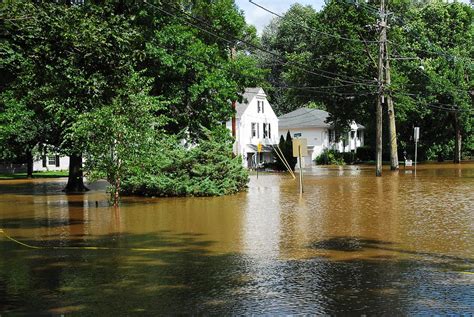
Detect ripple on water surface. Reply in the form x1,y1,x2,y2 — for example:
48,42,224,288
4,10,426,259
0,163,473,314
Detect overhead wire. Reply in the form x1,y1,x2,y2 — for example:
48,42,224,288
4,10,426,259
249,0,380,44
144,0,377,86
341,0,473,63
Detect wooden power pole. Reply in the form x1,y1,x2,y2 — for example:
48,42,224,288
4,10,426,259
376,0,386,177
230,47,237,138
385,42,399,170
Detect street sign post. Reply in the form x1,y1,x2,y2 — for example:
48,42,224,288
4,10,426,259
414,127,420,175
292,138,308,195
257,143,262,179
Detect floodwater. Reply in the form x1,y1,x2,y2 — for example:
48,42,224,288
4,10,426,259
0,164,473,315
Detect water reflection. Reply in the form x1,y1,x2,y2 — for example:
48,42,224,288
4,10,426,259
0,163,473,314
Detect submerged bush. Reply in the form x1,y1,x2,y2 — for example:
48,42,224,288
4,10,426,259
314,149,345,165
121,126,249,197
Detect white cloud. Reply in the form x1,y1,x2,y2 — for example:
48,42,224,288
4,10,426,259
235,0,472,34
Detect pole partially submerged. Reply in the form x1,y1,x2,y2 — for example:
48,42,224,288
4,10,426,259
298,145,303,195
375,0,386,177
292,137,307,195
414,127,420,175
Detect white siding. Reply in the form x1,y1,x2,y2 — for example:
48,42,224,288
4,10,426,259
226,88,279,168
33,155,69,172
279,121,365,167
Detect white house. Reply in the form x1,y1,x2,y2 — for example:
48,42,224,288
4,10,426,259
33,153,69,172
278,107,365,167
226,88,279,168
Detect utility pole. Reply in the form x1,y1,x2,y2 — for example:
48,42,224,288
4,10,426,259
385,40,399,170
453,109,461,164
230,47,237,139
376,0,386,177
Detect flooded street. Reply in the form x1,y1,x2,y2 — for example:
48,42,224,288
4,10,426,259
1,164,473,315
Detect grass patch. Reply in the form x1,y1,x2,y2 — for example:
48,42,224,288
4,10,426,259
0,170,68,180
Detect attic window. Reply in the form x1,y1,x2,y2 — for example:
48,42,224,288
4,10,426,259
257,100,264,113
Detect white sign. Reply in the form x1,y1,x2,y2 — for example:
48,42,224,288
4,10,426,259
414,127,420,142
292,138,308,157
405,160,413,167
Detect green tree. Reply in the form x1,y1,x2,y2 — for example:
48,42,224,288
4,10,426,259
70,72,166,206
272,131,297,171
1,1,141,190
388,0,473,162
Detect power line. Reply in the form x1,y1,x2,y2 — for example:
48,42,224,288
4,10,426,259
249,0,380,44
342,0,473,63
267,88,376,96
145,1,376,86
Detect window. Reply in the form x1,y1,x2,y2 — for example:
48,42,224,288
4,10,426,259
257,100,265,113
257,123,260,138
268,123,271,138
357,130,362,139
329,130,334,143
251,123,257,138
351,131,355,139
48,156,56,165
263,123,270,138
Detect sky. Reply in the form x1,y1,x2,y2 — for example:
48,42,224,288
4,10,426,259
235,0,472,34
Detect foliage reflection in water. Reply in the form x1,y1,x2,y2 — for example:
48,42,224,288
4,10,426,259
0,164,473,315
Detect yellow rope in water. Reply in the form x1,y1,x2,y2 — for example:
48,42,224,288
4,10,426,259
0,228,170,252
1,228,474,274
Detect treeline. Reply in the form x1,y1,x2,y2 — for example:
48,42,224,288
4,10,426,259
256,0,473,163
0,0,262,204
1,0,472,203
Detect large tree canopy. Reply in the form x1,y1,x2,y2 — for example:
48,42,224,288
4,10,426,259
258,0,473,160
1,0,263,197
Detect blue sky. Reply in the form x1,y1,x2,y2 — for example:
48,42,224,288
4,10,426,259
235,0,471,34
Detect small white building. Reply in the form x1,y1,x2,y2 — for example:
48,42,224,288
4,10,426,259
226,88,279,168
33,153,69,172
278,107,365,167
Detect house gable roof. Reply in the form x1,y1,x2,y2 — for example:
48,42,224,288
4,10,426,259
279,107,331,129
236,87,266,118
279,107,366,130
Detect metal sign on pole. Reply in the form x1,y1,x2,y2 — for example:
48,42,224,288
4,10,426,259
414,127,420,175
292,138,308,195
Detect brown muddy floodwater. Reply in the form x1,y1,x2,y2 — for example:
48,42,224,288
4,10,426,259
0,164,473,315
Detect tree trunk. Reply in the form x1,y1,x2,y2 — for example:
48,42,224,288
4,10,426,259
453,112,461,164
64,154,88,192
25,150,34,178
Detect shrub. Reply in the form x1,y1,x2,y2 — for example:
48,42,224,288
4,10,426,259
355,146,373,162
121,126,249,197
314,149,345,165
342,152,355,164
272,131,297,171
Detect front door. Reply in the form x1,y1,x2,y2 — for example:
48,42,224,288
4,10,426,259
247,153,254,168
